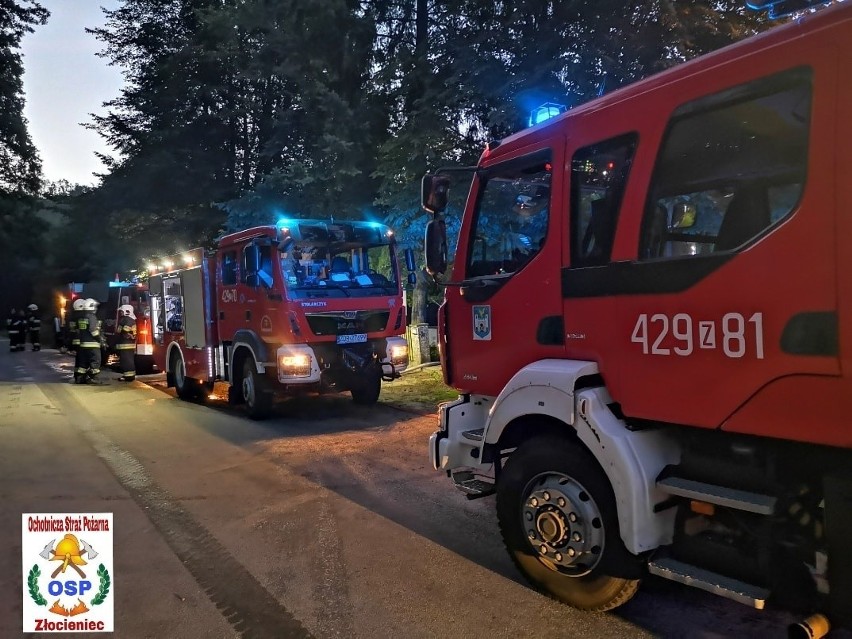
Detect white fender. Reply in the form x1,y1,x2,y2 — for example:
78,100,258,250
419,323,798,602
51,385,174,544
483,359,599,444
481,359,680,554
165,341,185,374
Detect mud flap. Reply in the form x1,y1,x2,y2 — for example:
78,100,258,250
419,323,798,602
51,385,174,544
824,470,852,624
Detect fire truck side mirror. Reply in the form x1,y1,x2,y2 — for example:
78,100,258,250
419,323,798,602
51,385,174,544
243,244,260,287
422,174,450,214
403,248,416,272
148,275,162,295
425,218,448,276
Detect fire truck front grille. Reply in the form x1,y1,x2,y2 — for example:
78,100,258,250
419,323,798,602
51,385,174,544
305,310,390,336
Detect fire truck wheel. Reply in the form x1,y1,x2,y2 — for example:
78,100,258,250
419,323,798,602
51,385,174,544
241,359,273,419
173,352,201,401
350,366,381,405
496,435,641,612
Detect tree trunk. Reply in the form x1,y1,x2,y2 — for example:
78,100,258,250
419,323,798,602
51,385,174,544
411,267,429,325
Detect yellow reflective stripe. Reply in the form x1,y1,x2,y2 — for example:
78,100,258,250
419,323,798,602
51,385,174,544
115,344,135,350
71,339,80,345
76,367,88,374
80,342,101,348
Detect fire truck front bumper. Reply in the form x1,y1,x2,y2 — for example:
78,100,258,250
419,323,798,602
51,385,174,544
429,394,492,473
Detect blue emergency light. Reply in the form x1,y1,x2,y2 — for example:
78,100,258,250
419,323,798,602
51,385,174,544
528,103,567,127
746,0,830,17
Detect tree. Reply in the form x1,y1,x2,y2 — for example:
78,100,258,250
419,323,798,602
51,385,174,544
0,0,48,313
0,0,47,197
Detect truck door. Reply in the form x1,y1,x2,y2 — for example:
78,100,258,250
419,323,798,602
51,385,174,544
444,142,566,394
580,64,838,431
180,267,206,348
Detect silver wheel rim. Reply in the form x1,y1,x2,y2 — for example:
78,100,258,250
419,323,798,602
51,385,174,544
521,472,605,577
242,374,254,408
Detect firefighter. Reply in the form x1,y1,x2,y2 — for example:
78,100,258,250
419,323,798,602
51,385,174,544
116,304,137,381
26,304,41,351
9,309,26,352
76,298,103,384
69,298,85,354
5,308,16,350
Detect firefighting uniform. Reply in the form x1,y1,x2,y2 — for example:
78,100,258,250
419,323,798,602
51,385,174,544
75,311,102,381
116,315,137,380
68,308,81,352
9,313,26,352
27,310,41,350
6,309,15,351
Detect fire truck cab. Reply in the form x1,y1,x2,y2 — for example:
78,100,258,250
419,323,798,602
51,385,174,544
423,3,852,626
147,221,409,418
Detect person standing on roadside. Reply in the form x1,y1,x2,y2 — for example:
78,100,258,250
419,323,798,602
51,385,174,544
26,304,41,351
116,304,137,381
6,308,17,351
69,298,85,380
9,309,26,352
76,298,103,384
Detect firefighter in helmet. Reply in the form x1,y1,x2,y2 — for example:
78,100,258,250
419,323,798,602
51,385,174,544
26,303,41,351
116,304,137,381
76,298,103,384
6,308,16,351
70,299,86,381
9,309,26,352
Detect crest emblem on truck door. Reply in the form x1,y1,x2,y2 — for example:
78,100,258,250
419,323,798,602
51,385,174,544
473,305,491,341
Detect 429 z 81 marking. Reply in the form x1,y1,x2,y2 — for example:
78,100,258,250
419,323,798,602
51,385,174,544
630,312,765,359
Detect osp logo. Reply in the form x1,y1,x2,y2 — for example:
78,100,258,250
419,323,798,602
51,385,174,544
22,513,114,633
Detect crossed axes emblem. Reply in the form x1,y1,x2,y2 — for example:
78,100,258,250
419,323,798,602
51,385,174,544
38,535,99,579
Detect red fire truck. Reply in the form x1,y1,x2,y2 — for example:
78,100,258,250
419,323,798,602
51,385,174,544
422,3,852,630
146,220,409,418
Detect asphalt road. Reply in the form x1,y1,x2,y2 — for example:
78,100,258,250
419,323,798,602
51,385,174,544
0,342,823,638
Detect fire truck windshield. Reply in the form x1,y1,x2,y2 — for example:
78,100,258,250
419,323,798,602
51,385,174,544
279,240,398,299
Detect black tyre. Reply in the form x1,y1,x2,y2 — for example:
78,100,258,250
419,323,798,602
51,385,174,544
350,365,381,406
241,358,273,419
172,352,202,401
496,435,641,611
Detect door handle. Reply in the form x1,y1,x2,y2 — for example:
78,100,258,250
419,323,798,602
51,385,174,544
245,310,251,321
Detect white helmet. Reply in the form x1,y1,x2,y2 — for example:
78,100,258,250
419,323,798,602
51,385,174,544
119,304,136,319
84,298,99,311
72,298,86,311
27,304,38,312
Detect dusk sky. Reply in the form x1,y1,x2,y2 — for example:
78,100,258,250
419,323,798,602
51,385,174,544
21,0,124,187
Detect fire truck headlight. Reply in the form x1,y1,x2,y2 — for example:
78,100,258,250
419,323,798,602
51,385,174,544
390,344,408,366
280,353,311,377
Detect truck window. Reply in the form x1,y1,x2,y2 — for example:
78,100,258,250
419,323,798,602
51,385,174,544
221,251,237,285
640,67,811,259
280,241,399,299
570,134,637,267
163,277,183,333
466,154,551,278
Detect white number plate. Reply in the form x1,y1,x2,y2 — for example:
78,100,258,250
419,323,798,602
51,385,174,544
336,333,367,345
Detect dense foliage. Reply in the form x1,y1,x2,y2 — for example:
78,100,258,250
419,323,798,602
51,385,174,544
0,0,47,311
3,0,776,316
